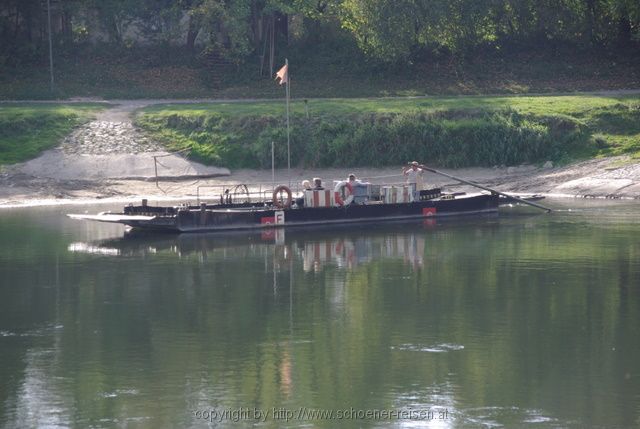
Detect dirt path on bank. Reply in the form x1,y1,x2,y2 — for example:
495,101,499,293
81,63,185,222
0,101,230,206
1,99,640,208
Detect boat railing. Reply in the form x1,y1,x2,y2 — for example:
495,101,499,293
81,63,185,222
196,182,307,206
197,184,261,205
195,179,420,206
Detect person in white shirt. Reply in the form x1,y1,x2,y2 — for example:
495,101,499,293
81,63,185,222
347,173,360,184
402,161,424,200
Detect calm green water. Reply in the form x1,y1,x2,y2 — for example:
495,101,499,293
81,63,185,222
1,201,639,428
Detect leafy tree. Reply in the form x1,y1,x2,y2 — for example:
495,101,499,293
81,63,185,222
194,0,252,61
339,0,504,61
339,0,420,60
134,0,185,45
606,0,640,44
0,0,638,71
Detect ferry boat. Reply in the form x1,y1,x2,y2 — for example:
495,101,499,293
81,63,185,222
68,181,503,233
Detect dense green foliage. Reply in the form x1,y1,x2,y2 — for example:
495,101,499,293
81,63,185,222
135,95,640,169
3,0,639,62
0,104,104,164
137,110,583,168
1,1,639,100
1,1,638,100
341,0,640,60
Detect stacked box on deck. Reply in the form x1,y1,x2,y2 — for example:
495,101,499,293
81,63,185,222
352,182,372,204
304,190,335,207
368,184,381,200
382,185,412,204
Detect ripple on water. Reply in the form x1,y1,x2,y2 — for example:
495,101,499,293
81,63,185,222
460,406,566,428
0,324,64,338
391,343,465,353
99,389,140,399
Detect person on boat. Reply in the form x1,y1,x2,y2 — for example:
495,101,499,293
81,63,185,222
402,161,424,199
295,180,312,207
313,177,324,190
339,173,360,205
347,173,360,184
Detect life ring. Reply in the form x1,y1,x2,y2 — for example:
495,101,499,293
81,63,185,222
272,185,292,209
334,181,354,206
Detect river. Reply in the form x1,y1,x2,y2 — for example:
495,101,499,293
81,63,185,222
0,200,639,428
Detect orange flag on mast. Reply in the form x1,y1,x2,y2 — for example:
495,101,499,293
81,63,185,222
275,63,288,85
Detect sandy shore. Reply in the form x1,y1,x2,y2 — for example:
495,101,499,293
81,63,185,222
2,157,640,209
1,100,640,208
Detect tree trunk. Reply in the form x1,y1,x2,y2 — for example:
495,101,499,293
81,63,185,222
27,4,35,43
250,0,262,51
186,15,199,51
269,15,275,77
110,16,122,45
617,17,632,47
585,0,595,45
62,10,73,44
14,4,21,42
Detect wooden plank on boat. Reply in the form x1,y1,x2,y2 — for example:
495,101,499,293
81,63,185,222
67,214,156,223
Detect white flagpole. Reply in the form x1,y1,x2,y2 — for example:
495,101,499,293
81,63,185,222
47,0,54,91
271,141,275,189
285,58,291,187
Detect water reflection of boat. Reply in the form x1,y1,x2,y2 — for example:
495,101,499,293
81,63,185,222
67,220,479,270
301,233,426,272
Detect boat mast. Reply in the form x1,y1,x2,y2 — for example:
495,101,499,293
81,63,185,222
285,58,291,187
272,141,275,190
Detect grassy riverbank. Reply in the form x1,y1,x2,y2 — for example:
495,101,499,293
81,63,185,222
135,94,640,169
0,104,105,164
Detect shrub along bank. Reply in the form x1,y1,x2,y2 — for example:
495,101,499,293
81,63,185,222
135,95,640,169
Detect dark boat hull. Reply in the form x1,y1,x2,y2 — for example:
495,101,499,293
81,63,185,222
90,193,499,232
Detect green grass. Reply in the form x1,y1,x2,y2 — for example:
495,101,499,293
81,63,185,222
136,94,640,169
1,95,636,169
0,103,106,164
140,94,639,115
